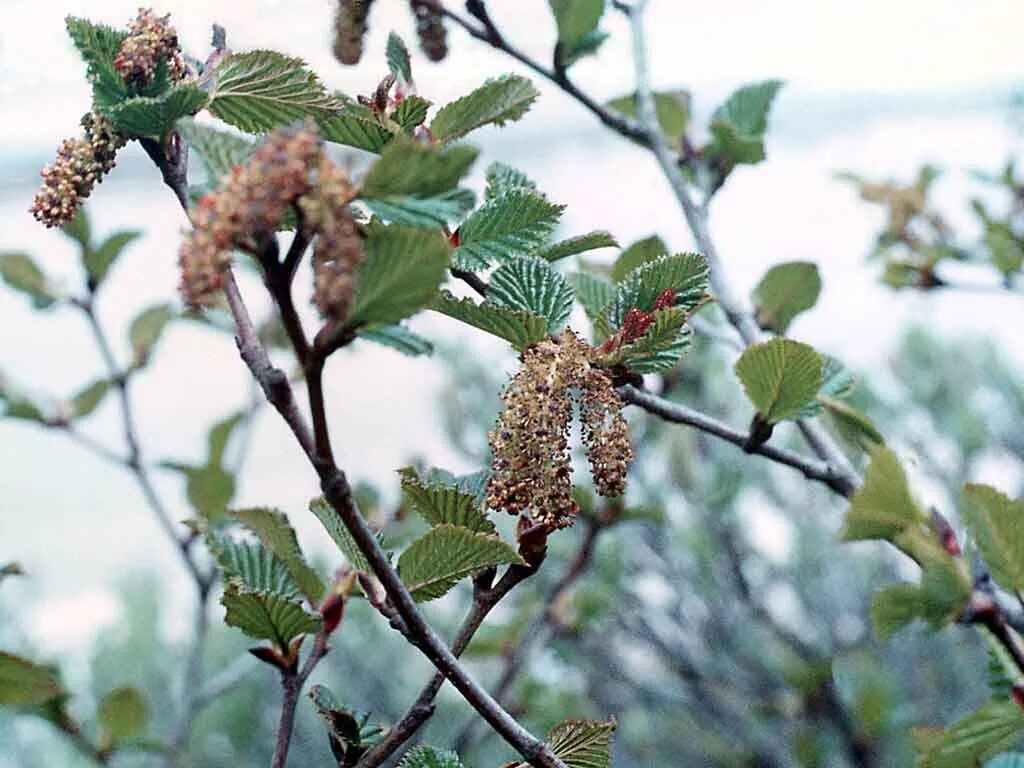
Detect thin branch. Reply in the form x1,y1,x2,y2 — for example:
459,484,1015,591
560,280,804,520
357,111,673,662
272,631,331,768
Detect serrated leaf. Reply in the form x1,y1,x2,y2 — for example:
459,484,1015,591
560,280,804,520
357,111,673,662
84,230,141,287
65,17,128,109
69,379,111,419
207,50,337,133
0,253,57,309
363,189,475,228
99,686,148,743
319,103,396,153
129,303,174,366
398,525,523,601
221,581,320,648
607,91,690,144
208,531,301,598
548,718,616,768
796,355,857,418
568,271,615,325
842,447,924,542
398,467,494,534
734,338,823,423
454,190,565,270
393,95,431,132
310,496,370,572
752,261,821,333
709,80,784,168
358,324,433,356
916,701,1024,768
431,290,549,350
361,139,478,198
487,257,574,333
485,162,537,199
0,652,63,706
106,84,209,138
347,225,451,327
177,119,254,181
430,75,539,143
233,507,325,603
399,746,465,768
610,235,668,282
386,33,413,83
535,231,618,262
608,252,709,328
871,583,926,640
600,307,691,373
962,484,1024,593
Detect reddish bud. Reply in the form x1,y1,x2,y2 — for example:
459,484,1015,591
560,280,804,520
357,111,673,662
620,308,655,344
1013,684,1024,712
320,592,346,636
449,228,461,247
249,645,288,671
652,288,676,311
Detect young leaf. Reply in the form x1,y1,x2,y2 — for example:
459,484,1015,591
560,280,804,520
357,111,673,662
842,447,924,542
600,307,691,373
62,209,92,250
128,304,174,366
177,119,254,181
607,92,689,144
485,162,537,199
309,496,371,572
454,190,565,270
399,746,465,768
398,467,495,533
961,484,1024,593
547,718,616,768
607,252,709,328
916,701,1024,768
752,261,822,333
430,75,539,143
346,226,451,327
611,235,668,282
870,583,927,640
319,103,396,153
84,230,141,288
795,355,856,419
820,396,885,451
69,379,111,419
206,50,337,133
549,0,605,66
393,95,432,131
534,231,618,262
105,84,210,138
363,190,475,229
98,686,149,743
398,524,523,601
208,411,244,467
358,324,434,356
709,80,784,167
431,290,549,350
0,253,57,309
386,32,413,84
487,257,574,333
568,271,615,324
233,507,326,604
0,652,62,706
733,338,823,423
208,532,302,599
65,17,128,109
220,581,321,648
361,139,478,198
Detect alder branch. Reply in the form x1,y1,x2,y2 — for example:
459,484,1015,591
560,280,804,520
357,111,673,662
272,630,331,768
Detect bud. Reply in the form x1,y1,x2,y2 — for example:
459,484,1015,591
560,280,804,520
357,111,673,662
114,8,187,86
333,0,375,65
409,0,448,62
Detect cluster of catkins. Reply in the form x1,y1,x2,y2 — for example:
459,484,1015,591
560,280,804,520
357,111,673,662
487,331,633,531
332,0,447,66
178,125,363,314
30,8,187,228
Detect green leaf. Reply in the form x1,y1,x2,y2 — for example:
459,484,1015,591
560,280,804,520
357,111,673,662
610,235,668,282
842,447,924,542
430,75,539,143
69,379,111,419
547,718,616,768
399,524,523,601
106,83,209,138
207,50,337,133
568,271,615,325
319,103,396,153
733,338,823,423
752,261,821,333
393,96,432,132
431,290,549,350
820,395,886,450
399,746,465,768
485,162,537,199
871,583,927,640
128,304,174,366
310,496,371,572
607,91,689,144
347,225,451,327
233,507,326,603
363,189,475,228
599,307,691,373
0,253,57,309
208,411,244,467
220,581,321,648
398,467,495,534
386,33,413,83
962,484,1024,593
168,464,235,522
358,324,434,356
65,17,128,109
454,190,565,270
916,701,1024,768
795,355,856,418
709,80,784,168
608,252,709,328
84,230,141,287
361,139,478,198
487,257,574,333
61,209,91,249
0,652,62,706
98,686,148,743
549,0,605,66
208,531,301,598
177,119,254,181
535,231,618,262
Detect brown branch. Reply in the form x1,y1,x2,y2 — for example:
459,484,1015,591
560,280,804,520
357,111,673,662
272,631,332,768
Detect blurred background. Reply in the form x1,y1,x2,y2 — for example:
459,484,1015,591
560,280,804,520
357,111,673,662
1,1,1023,765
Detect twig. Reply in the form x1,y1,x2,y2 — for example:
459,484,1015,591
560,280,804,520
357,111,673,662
272,631,331,768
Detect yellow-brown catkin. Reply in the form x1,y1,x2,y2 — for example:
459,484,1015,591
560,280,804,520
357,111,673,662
333,0,375,65
409,0,448,62
114,8,187,86
301,157,362,321
178,126,321,307
487,330,631,531
30,112,126,229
